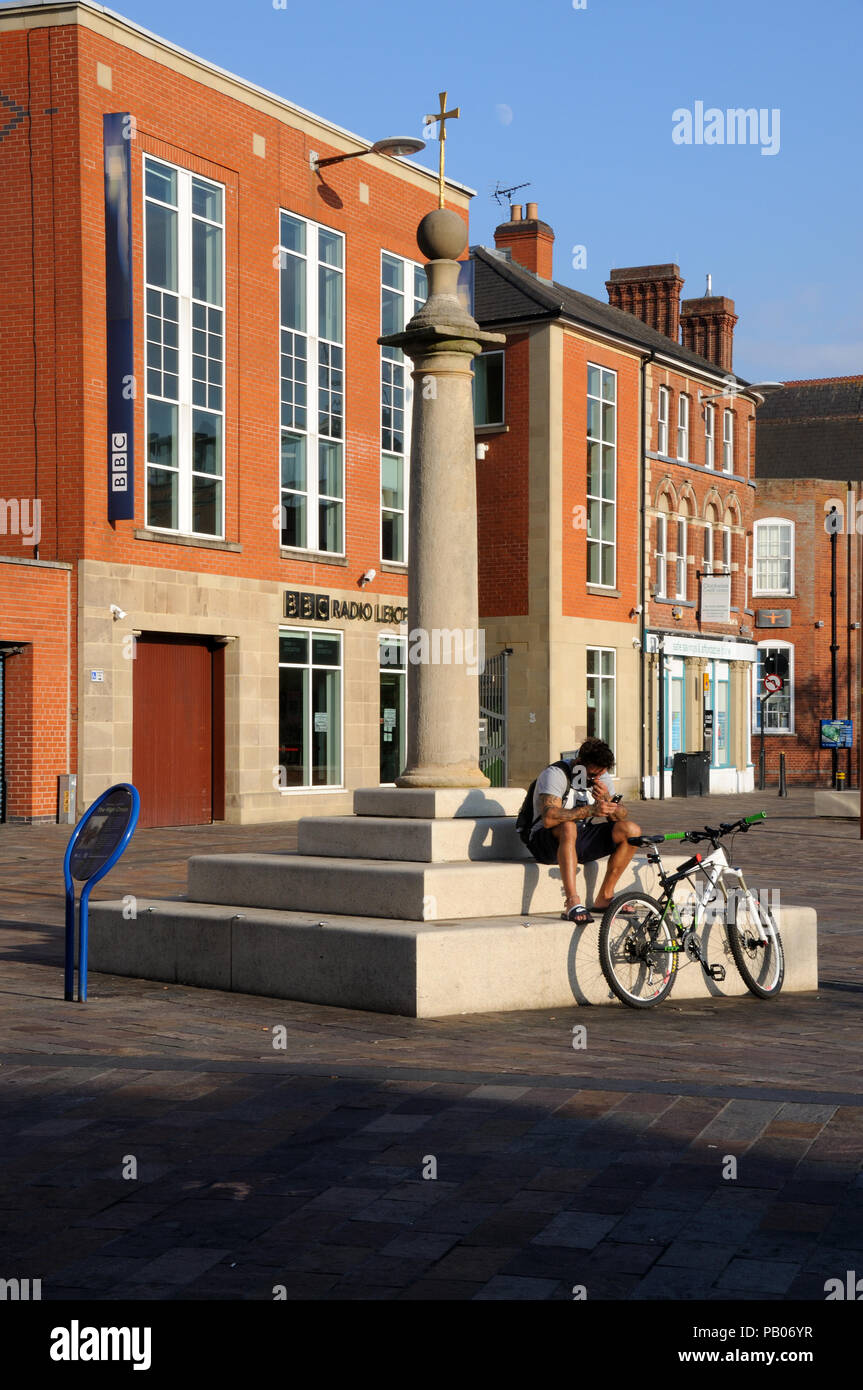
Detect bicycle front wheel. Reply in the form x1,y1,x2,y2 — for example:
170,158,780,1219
728,891,785,999
599,892,678,1009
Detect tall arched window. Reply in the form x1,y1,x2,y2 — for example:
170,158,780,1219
677,394,690,461
754,642,794,733
657,385,670,455
704,403,715,468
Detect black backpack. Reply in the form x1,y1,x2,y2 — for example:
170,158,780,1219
515,760,576,845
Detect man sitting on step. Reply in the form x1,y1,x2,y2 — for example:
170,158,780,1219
526,737,641,925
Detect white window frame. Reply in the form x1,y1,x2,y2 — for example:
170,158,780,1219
677,393,689,461
721,525,732,575
753,517,794,596
655,513,667,599
277,626,344,789
380,251,426,565
144,156,226,539
474,349,505,427
703,524,714,575
704,402,715,468
753,641,794,734
675,518,688,599
722,408,734,472
586,362,617,589
586,646,616,749
279,211,345,556
657,385,669,456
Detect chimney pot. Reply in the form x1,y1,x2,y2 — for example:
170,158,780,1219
510,203,523,222
494,201,554,279
525,201,538,221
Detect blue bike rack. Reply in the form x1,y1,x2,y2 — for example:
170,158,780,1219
63,782,141,1002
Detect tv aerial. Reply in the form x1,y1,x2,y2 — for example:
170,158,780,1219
492,180,531,207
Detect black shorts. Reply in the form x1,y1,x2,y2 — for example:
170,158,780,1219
527,819,617,866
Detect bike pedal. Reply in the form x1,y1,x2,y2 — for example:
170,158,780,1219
708,964,726,982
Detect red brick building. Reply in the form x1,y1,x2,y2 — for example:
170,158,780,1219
472,219,760,796
752,378,863,788
0,1,470,823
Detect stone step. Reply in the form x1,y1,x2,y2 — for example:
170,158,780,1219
186,851,676,921
88,898,818,1017
297,814,529,863
353,786,526,819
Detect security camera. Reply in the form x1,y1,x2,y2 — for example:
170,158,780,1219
629,605,642,618
359,569,376,587
110,604,127,621
632,637,642,649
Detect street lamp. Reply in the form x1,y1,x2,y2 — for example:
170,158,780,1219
698,379,783,407
310,136,426,172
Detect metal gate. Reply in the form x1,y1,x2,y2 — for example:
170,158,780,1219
479,647,510,786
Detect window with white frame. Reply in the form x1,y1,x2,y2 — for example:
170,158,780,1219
279,212,344,554
723,408,734,472
278,628,343,787
676,517,688,599
655,512,667,598
721,525,732,574
474,351,504,427
381,253,427,563
703,524,714,575
677,393,689,461
587,364,616,587
657,385,669,455
753,518,794,595
753,644,793,732
704,403,715,468
586,647,615,746
144,157,225,537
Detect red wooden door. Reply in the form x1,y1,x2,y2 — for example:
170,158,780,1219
133,636,216,828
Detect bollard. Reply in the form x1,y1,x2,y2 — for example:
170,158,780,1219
778,752,788,797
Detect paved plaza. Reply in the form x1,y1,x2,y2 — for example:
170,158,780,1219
1,792,861,1301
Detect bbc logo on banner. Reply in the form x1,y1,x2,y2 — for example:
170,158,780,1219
111,433,129,492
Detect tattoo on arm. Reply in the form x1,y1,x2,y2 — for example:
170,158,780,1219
539,793,593,826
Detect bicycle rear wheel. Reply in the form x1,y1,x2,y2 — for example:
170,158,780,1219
599,892,678,1008
728,891,784,999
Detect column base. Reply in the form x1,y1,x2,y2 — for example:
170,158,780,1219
395,763,490,789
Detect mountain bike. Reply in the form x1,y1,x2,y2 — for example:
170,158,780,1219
598,812,784,1008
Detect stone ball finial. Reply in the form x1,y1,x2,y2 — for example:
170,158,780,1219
417,208,467,262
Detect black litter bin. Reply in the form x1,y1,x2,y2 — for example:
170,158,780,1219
671,750,711,797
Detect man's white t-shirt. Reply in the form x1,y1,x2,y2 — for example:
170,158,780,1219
530,763,615,838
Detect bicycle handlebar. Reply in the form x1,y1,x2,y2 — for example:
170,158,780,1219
627,812,767,850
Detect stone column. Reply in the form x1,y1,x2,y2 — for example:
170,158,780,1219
380,209,504,788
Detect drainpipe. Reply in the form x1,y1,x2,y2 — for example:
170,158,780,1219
639,351,655,799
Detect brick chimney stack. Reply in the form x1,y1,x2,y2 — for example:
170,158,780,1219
494,201,554,281
606,264,685,341
680,291,738,372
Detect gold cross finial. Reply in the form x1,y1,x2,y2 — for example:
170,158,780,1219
424,90,460,208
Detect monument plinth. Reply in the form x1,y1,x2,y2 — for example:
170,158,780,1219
380,207,504,788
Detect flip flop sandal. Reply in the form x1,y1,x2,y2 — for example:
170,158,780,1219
594,900,639,915
561,904,595,924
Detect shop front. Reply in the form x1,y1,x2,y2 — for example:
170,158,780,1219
643,633,757,797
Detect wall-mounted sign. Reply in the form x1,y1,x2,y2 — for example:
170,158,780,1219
699,574,731,624
821,719,852,748
645,634,757,662
756,609,791,629
104,113,135,522
285,590,407,624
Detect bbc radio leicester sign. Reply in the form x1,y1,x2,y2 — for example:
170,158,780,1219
104,113,135,521
285,590,408,624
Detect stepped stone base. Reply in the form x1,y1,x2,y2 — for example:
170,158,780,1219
353,787,525,818
814,789,860,818
88,900,818,1017
185,851,670,921
297,815,529,862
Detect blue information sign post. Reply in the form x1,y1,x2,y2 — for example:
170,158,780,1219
63,783,140,1002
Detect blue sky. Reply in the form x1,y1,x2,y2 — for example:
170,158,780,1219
116,0,863,383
